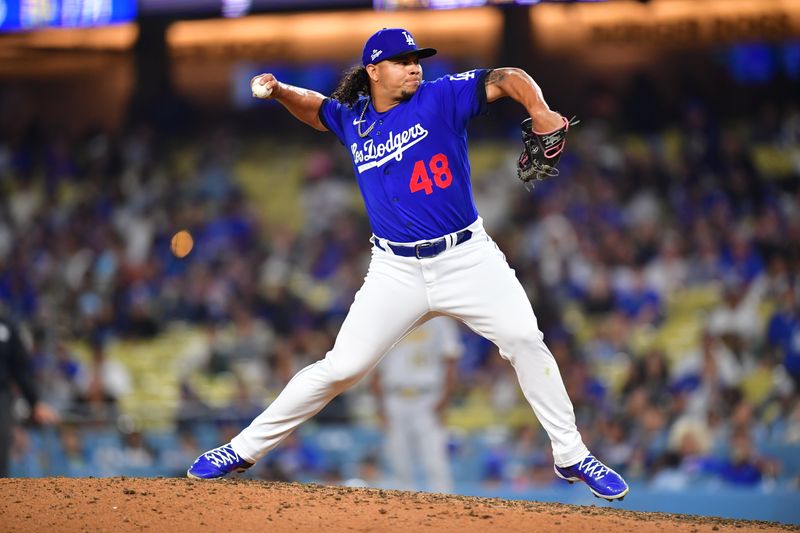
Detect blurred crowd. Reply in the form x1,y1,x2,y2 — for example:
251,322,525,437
1,89,799,492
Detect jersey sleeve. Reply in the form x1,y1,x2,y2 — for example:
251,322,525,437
318,97,347,143
428,69,491,133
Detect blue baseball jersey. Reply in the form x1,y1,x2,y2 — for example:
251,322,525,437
319,69,490,243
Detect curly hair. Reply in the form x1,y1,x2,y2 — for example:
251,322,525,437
331,65,370,108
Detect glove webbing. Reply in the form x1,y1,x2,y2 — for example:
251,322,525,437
519,116,580,187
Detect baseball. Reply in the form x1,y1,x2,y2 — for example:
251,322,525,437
170,230,194,258
251,76,272,98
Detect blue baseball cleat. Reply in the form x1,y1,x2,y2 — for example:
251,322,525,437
187,443,254,480
554,454,629,501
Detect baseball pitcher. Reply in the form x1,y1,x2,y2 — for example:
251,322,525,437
188,28,628,501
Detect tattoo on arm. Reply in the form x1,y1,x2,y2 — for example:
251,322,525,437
485,69,506,88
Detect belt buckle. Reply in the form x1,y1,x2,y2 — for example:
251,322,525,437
415,242,433,259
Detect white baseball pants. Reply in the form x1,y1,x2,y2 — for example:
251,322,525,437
232,218,589,468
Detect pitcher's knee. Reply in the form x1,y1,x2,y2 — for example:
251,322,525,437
501,327,548,362
321,355,370,390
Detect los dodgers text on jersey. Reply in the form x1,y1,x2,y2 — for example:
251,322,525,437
351,123,429,173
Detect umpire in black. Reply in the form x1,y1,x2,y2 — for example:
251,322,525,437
0,316,58,476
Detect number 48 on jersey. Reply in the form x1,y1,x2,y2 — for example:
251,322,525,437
409,153,453,195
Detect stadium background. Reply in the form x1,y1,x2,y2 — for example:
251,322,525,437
1,0,799,525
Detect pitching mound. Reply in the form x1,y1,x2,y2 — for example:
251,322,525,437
1,477,796,532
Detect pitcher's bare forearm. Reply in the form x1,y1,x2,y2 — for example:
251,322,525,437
273,83,327,131
485,68,562,132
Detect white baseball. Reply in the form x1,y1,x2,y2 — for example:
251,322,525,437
251,77,273,98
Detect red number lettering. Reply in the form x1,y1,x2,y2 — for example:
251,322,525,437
429,153,453,189
409,160,433,195
408,154,454,195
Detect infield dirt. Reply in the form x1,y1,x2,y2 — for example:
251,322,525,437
1,477,797,532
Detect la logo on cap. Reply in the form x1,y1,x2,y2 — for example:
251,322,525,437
361,28,437,66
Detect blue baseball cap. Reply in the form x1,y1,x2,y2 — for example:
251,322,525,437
362,28,437,67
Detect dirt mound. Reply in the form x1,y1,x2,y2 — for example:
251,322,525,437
1,477,795,532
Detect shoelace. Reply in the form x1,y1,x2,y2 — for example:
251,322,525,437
577,455,609,480
204,445,240,468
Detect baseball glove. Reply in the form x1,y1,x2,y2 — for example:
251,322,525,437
517,115,579,189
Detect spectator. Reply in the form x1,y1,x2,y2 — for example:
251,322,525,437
614,265,663,325
118,429,157,471
645,231,689,297
671,330,747,417
224,302,276,396
707,275,768,350
652,416,717,489
55,425,91,477
718,227,765,283
718,429,775,487
622,349,670,406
